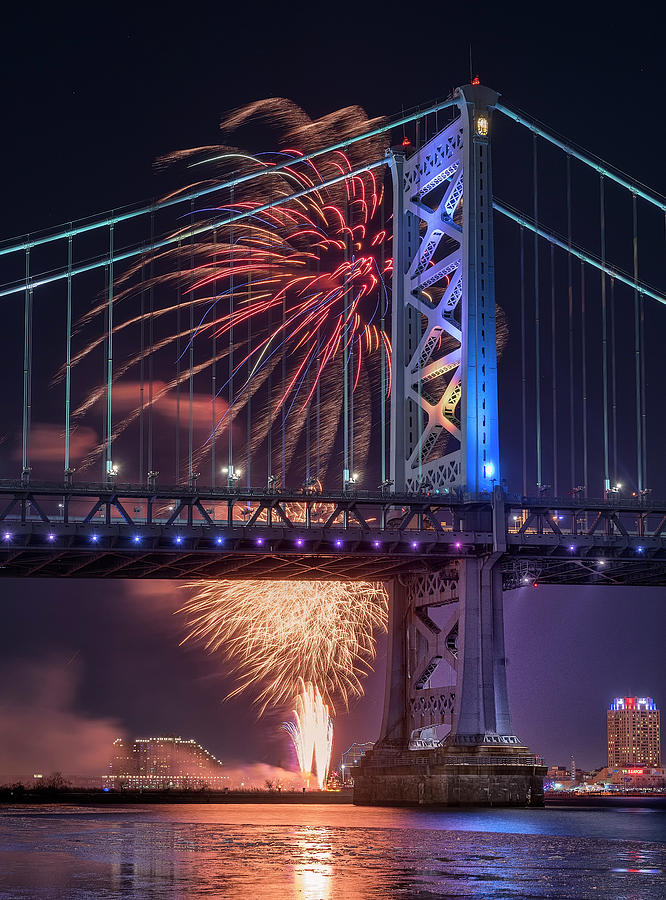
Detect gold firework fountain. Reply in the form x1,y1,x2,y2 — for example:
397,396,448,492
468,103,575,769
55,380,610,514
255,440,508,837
282,681,334,789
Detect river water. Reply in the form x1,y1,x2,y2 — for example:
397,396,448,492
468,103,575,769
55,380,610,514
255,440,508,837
1,802,665,898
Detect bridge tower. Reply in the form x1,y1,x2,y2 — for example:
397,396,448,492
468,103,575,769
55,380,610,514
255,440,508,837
354,84,544,806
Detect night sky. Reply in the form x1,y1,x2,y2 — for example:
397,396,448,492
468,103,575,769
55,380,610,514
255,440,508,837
1,2,665,778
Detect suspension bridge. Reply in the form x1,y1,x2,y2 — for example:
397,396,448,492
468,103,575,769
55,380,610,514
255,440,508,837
2,81,665,805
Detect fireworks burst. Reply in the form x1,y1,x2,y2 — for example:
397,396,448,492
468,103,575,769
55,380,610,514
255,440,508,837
282,681,334,790
178,579,388,712
64,100,391,484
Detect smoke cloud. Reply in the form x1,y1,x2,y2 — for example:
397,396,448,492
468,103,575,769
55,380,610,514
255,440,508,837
0,659,123,783
215,762,308,790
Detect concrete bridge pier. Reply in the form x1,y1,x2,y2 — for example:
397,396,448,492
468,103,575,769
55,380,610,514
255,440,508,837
353,553,546,807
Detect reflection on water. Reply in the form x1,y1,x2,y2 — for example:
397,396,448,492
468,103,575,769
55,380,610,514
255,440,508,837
0,803,665,898
294,827,333,899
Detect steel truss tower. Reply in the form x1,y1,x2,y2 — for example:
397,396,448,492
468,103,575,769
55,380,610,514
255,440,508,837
381,85,519,754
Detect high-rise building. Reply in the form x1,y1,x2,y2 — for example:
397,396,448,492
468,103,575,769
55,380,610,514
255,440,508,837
607,697,661,767
106,736,228,790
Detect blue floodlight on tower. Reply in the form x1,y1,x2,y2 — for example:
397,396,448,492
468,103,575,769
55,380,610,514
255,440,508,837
389,83,500,495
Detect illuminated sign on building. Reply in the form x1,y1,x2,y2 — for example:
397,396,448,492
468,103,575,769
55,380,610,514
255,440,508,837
623,768,644,775
611,697,657,711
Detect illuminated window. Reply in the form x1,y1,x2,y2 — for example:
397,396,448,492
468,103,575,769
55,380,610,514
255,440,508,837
476,116,489,137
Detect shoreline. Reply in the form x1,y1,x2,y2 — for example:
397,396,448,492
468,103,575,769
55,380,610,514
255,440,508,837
545,793,666,809
2,789,666,808
0,788,354,805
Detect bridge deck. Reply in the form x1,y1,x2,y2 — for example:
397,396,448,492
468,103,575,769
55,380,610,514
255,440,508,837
0,481,665,583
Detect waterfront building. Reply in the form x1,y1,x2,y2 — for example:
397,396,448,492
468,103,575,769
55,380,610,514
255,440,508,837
105,736,228,790
591,766,666,790
607,697,661,767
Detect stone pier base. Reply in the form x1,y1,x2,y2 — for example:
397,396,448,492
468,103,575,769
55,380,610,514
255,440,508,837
353,746,546,807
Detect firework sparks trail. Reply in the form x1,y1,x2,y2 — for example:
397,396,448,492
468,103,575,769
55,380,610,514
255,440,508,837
178,579,388,713
282,681,334,789
65,101,393,482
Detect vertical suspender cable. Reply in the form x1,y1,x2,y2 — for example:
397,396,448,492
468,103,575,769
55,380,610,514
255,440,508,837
106,223,114,476
640,286,647,489
600,177,610,495
580,262,588,495
566,156,575,490
316,250,321,482
267,183,272,487
350,336,354,480
416,131,423,488
139,248,145,480
380,190,387,485
176,240,181,479
212,229,217,488
22,244,32,477
349,167,355,484
280,187,286,488
609,276,617,483
229,188,235,484
638,212,647,489
632,194,642,492
281,257,286,488
65,231,73,474
550,243,558,496
246,271,252,489
343,189,349,488
148,214,154,476
101,269,107,476
305,320,311,484
520,227,527,497
533,134,542,489
189,205,195,482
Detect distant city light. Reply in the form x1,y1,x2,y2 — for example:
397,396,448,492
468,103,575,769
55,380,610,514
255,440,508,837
569,545,575,552
91,534,99,543
216,536,223,545
637,546,645,553
47,533,55,542
133,535,141,544
373,540,380,548
335,540,342,548
296,538,304,547
175,536,183,545
411,541,418,549
3,532,11,541
256,537,264,546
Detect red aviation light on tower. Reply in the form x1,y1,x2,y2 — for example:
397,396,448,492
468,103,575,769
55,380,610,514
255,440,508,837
471,75,481,85
401,136,411,147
